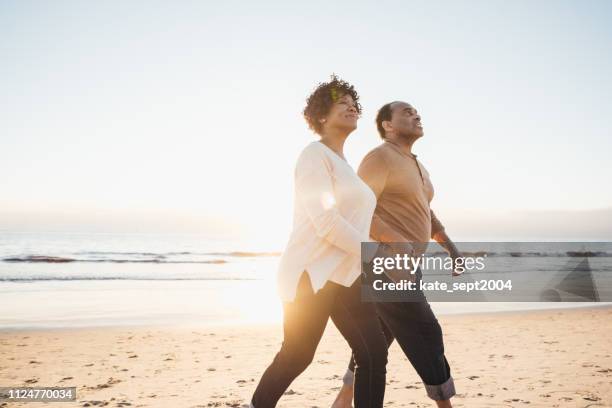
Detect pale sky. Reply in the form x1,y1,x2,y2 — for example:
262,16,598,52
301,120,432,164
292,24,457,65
1,0,611,241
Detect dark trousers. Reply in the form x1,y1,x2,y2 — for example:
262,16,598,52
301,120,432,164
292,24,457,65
251,272,388,408
347,272,455,401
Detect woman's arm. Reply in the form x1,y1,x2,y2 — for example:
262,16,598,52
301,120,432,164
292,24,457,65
295,146,366,256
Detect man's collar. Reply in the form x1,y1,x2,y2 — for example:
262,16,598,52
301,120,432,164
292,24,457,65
384,139,417,159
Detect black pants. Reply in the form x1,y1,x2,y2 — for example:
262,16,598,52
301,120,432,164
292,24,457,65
251,273,388,408
347,272,455,401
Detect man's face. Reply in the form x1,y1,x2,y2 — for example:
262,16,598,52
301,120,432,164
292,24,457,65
388,102,423,139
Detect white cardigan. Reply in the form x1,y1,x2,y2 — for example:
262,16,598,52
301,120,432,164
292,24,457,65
277,141,376,302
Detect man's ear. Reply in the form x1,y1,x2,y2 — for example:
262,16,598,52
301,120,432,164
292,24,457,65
382,120,393,133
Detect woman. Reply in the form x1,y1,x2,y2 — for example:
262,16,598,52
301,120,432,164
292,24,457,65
249,76,388,408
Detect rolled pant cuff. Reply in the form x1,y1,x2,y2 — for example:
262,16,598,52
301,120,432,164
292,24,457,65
342,368,355,386
425,376,456,401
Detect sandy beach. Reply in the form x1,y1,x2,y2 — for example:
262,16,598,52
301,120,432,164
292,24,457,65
2,306,611,408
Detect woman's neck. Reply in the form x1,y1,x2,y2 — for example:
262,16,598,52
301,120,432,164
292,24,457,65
319,129,349,159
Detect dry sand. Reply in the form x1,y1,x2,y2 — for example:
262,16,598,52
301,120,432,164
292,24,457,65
1,306,611,408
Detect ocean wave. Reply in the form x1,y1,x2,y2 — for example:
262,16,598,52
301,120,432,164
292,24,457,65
75,250,281,257
4,250,610,265
0,276,258,282
429,251,612,258
2,249,282,264
211,251,281,257
3,256,76,263
2,255,228,264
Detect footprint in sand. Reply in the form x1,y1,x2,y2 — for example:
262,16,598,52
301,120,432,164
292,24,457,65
283,389,300,395
504,397,531,404
81,401,109,407
86,377,122,390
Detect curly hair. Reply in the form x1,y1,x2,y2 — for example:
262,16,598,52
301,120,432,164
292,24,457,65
303,74,362,135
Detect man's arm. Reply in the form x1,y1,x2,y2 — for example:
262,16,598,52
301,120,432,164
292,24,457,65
431,210,462,275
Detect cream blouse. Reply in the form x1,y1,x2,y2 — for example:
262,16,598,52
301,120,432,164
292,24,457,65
277,141,377,302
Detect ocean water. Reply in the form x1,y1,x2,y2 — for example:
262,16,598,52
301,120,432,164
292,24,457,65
0,232,610,329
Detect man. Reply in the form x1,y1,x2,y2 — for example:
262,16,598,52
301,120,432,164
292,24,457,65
332,101,460,408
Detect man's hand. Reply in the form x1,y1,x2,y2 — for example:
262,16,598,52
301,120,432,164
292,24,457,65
451,254,464,276
433,230,463,277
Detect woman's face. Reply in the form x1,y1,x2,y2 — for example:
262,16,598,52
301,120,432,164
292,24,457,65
321,93,359,134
